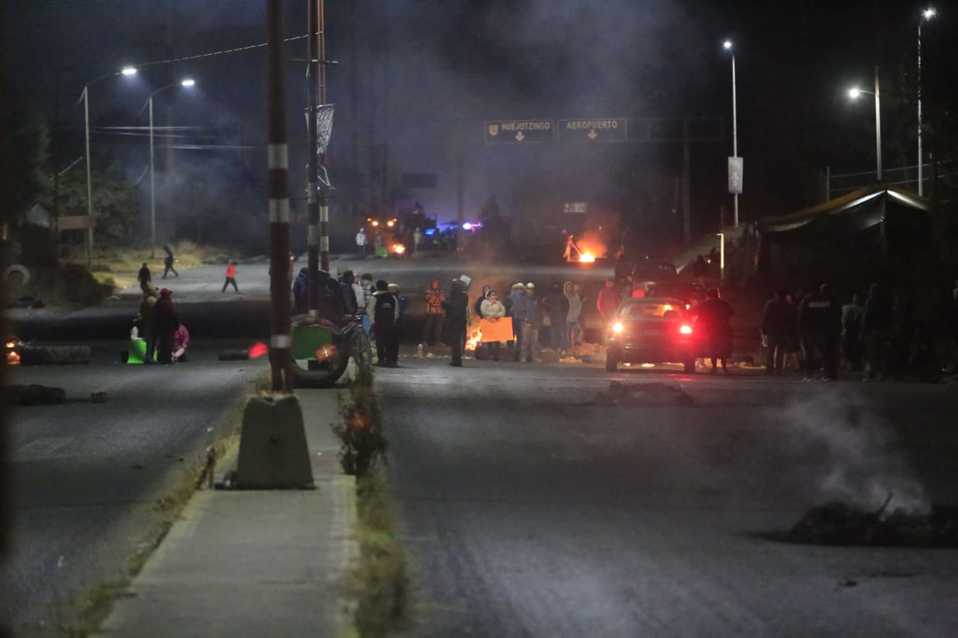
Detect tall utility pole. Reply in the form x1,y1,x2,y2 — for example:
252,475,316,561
318,0,330,276
874,65,882,183
730,49,739,227
917,7,936,197
306,0,321,312
267,0,292,392
149,97,156,258
82,86,94,267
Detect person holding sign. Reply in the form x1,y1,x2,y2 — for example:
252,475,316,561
480,289,508,362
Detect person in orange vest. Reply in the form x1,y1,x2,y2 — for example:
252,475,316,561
222,261,239,293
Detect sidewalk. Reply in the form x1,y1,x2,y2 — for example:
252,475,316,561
96,389,356,638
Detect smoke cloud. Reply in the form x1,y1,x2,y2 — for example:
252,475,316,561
782,389,929,516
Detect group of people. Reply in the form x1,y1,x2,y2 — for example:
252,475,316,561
761,280,958,381
416,279,587,365
132,263,189,364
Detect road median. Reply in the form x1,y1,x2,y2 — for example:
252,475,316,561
92,382,359,637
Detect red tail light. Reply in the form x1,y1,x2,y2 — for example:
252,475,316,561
679,324,693,335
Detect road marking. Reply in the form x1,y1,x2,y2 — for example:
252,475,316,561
17,436,75,460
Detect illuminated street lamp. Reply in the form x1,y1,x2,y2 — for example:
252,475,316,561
847,66,883,182
722,39,740,226
79,66,138,266
917,7,936,196
140,78,197,257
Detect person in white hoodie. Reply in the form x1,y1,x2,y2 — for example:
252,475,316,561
480,289,507,361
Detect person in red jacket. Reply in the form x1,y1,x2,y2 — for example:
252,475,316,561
222,261,239,293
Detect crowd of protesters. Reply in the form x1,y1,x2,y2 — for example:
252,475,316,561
762,280,958,381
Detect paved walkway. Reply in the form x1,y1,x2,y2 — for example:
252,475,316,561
96,389,356,638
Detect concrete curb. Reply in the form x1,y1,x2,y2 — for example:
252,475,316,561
94,388,358,638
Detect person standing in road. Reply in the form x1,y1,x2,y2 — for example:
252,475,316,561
422,279,445,348
162,244,178,279
761,289,792,375
222,261,239,293
356,227,368,258
139,287,158,363
372,280,400,367
597,279,621,333
340,270,359,316
443,277,470,367
292,267,309,314
352,273,371,332
564,281,584,351
694,288,734,373
137,262,152,292
798,283,841,380
152,288,179,364
508,282,526,360
841,292,865,372
543,282,569,352
413,227,423,255
480,289,507,361
519,282,541,363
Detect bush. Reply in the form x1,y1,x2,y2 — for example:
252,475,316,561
332,372,387,476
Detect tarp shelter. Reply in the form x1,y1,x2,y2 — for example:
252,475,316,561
756,187,933,287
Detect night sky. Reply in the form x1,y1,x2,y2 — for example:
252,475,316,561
3,0,956,246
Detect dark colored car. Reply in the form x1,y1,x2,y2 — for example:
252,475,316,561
605,298,700,373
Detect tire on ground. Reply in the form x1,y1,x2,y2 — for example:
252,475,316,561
5,264,30,291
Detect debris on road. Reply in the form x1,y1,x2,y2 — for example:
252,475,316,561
19,344,92,365
591,381,694,406
218,349,250,361
781,501,958,547
6,384,67,405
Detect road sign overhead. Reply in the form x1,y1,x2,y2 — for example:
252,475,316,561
484,119,553,144
558,118,628,143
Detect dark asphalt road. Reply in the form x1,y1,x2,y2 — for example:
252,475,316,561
380,360,958,637
2,346,266,634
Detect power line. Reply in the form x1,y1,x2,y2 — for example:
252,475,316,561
131,34,310,70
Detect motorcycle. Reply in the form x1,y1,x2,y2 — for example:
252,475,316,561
287,314,372,388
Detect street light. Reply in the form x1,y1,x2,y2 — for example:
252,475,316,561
847,66,883,183
79,67,138,266
141,79,197,257
917,7,936,196
722,38,740,226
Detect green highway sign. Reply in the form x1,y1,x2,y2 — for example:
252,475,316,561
558,118,628,143
484,119,554,144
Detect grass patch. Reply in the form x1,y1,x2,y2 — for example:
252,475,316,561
73,241,225,293
336,368,410,638
352,471,411,638
53,381,254,637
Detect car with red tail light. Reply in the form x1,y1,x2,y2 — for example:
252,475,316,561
605,298,700,373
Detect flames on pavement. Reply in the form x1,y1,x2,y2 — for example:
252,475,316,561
465,325,483,352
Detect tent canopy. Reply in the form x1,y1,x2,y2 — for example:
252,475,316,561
759,187,929,237
755,187,934,288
